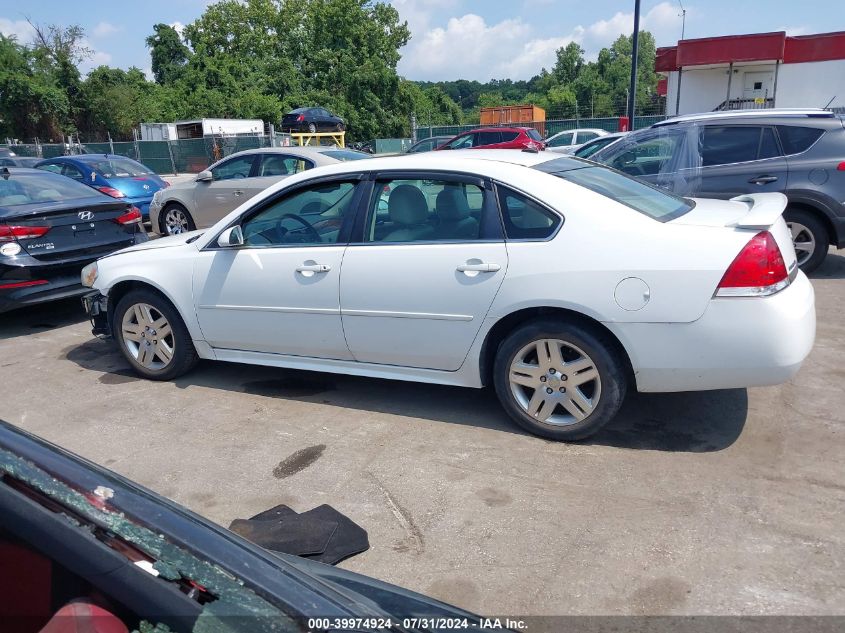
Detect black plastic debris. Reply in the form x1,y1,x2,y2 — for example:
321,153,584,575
229,504,369,565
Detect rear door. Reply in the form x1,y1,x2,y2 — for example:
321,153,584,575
685,125,788,199
339,172,507,371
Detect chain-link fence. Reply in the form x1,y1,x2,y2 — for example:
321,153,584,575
0,133,294,175
416,115,667,141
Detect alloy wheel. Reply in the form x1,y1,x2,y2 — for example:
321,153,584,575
121,303,175,371
787,221,815,267
164,207,190,235
509,338,601,426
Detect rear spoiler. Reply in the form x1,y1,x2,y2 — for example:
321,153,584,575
727,193,788,229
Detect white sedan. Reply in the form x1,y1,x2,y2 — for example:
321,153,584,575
81,151,815,441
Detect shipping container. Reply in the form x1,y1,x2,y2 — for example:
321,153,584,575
479,105,546,136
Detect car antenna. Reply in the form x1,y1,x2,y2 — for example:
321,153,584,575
1,167,9,180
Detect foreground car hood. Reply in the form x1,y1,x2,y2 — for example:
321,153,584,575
105,230,204,257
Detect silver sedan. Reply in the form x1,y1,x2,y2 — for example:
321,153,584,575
150,146,370,235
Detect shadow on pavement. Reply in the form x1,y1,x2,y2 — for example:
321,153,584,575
811,250,845,280
64,337,748,453
0,297,88,340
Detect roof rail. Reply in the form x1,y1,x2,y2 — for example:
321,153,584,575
653,108,835,127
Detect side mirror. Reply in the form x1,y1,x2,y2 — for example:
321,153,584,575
217,226,244,248
196,170,213,182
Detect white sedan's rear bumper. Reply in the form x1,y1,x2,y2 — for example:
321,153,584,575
607,272,816,393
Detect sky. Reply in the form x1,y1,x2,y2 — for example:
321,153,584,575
0,0,839,82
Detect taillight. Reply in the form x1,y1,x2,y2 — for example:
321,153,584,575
163,180,171,188
0,225,50,242
716,231,789,297
96,186,125,198
0,279,49,290
837,161,845,171
114,206,142,225
297,114,305,122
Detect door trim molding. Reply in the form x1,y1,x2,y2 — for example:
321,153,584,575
341,309,473,321
198,304,339,315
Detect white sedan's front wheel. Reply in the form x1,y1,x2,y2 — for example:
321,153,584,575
114,289,199,380
494,320,627,440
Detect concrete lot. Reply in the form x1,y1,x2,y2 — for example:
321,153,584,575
1,249,843,617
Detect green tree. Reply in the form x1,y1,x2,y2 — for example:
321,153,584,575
145,24,189,85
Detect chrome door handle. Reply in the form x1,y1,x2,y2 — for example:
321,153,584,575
748,175,778,185
457,262,501,273
296,264,331,273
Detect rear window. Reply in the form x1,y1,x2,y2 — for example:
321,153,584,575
318,150,371,161
534,159,693,222
0,171,101,207
527,129,543,142
776,126,824,155
84,157,152,178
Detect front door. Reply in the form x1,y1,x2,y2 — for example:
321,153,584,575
193,154,258,226
193,178,361,358
340,174,507,371
743,71,774,101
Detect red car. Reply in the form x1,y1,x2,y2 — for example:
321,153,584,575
436,126,545,151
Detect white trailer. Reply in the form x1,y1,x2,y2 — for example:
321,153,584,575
174,119,265,139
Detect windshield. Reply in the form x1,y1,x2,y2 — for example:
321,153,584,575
534,158,693,222
84,157,153,178
0,171,102,207
318,149,371,161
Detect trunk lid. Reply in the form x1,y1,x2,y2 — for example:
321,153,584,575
108,175,166,198
2,197,140,263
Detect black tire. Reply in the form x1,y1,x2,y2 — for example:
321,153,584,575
113,288,199,381
160,203,196,236
308,123,317,133
493,319,627,441
784,208,829,274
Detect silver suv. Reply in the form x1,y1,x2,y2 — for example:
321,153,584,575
592,109,845,272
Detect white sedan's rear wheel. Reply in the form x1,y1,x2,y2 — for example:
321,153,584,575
494,319,627,440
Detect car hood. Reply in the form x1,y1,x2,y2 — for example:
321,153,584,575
104,230,204,258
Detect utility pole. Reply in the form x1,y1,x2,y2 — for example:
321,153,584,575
627,0,641,128
678,0,686,40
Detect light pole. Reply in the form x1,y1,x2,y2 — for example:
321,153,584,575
627,0,641,127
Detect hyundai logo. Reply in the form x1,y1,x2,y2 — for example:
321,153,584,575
77,211,94,221
143,184,150,190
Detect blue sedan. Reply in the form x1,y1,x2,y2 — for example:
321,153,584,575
35,154,169,221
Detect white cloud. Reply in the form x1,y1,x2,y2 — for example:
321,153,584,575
169,21,186,37
780,25,810,36
78,38,112,72
0,17,36,43
92,21,122,37
396,1,685,81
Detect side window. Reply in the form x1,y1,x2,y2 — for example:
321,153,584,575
212,155,255,181
447,134,475,149
576,131,598,143
38,163,63,174
477,131,502,145
258,154,311,177
497,187,560,240
240,181,357,247
607,132,683,177
0,158,14,166
549,132,573,147
758,127,781,160
61,164,85,180
699,126,762,166
776,126,824,155
366,178,486,243
501,131,520,142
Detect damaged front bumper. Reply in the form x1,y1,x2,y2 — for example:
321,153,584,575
81,291,111,338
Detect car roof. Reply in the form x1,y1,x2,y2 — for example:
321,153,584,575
653,108,838,127
461,127,532,134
